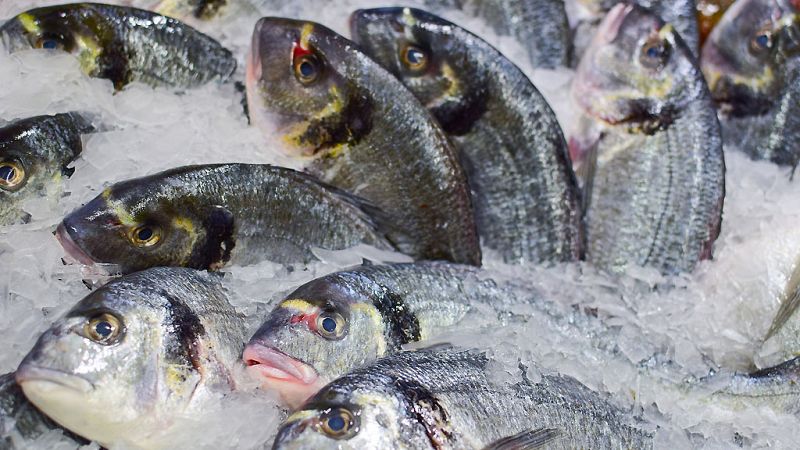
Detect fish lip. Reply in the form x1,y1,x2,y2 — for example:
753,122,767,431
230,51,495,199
595,3,632,45
15,365,95,393
243,344,318,385
55,222,96,266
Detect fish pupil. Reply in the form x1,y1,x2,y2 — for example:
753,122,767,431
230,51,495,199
137,227,153,241
95,321,113,337
646,46,660,59
322,317,337,333
407,48,424,64
299,61,315,78
756,34,770,49
0,165,15,182
327,415,345,431
42,40,58,50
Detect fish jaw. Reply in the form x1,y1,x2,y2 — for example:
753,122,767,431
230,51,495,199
55,222,96,266
242,344,323,408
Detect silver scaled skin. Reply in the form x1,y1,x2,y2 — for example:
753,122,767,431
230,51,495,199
57,163,394,273
700,0,800,168
0,113,93,226
712,356,800,417
244,261,636,408
0,3,236,90
246,18,480,265
352,7,583,265
272,348,654,449
572,3,725,275
14,267,246,448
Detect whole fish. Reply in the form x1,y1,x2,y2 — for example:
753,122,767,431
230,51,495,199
425,0,572,69
571,3,725,275
0,3,236,90
352,7,582,264
57,164,396,273
246,18,481,265
1,372,85,448
272,347,654,449
15,267,246,448
0,113,93,226
570,0,700,61
700,0,800,167
244,261,630,408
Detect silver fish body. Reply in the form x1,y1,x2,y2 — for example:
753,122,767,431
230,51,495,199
352,8,583,265
58,163,394,273
15,267,246,447
0,3,236,90
272,347,654,449
0,113,93,226
572,4,725,275
246,18,481,265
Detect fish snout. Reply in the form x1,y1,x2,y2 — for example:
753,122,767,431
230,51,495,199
55,222,96,266
242,343,323,408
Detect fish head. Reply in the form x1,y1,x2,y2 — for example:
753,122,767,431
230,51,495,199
350,7,486,133
272,378,421,450
700,0,799,117
244,274,389,408
58,177,231,273
573,3,698,130
246,18,372,157
15,270,206,444
0,5,112,81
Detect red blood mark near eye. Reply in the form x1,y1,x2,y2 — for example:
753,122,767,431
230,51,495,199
290,312,318,331
292,41,312,60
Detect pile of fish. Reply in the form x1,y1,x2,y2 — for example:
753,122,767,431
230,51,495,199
0,0,799,448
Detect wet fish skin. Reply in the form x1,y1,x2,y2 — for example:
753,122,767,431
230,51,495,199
0,3,236,90
151,0,228,21
713,356,800,416
58,163,395,273
246,18,480,265
272,347,654,449
0,113,93,226
700,0,800,166
244,261,631,408
0,372,86,447
15,267,246,447
572,3,725,275
352,7,583,264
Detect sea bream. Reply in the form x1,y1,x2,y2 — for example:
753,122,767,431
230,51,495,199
571,3,725,275
243,261,632,408
57,164,396,274
246,18,481,266
0,113,94,226
14,267,246,448
700,0,800,168
352,7,583,264
0,3,236,90
271,347,655,449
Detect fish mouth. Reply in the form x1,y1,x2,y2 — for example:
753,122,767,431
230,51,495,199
55,223,96,266
16,365,95,393
595,3,632,45
243,344,324,407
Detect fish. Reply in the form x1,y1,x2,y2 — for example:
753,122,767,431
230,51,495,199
0,372,86,448
571,3,725,275
0,3,236,90
570,0,701,61
57,163,397,274
271,347,654,449
0,113,94,226
243,261,634,408
246,18,481,265
424,0,573,69
351,7,583,264
700,0,800,167
711,356,800,416
150,0,230,21
15,267,246,448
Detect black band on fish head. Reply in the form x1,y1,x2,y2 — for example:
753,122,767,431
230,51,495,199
371,291,421,350
189,205,235,271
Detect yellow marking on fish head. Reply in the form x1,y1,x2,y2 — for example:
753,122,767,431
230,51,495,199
350,303,387,356
279,298,319,313
299,23,314,50
73,33,103,75
102,189,138,227
401,8,417,27
286,409,317,423
283,85,349,157
17,13,41,34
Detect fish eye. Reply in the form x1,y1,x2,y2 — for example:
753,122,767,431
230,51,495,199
750,30,773,55
129,225,161,248
400,44,428,71
35,35,65,51
0,161,26,191
294,54,321,85
84,313,123,344
639,37,670,69
319,408,356,439
315,311,346,340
